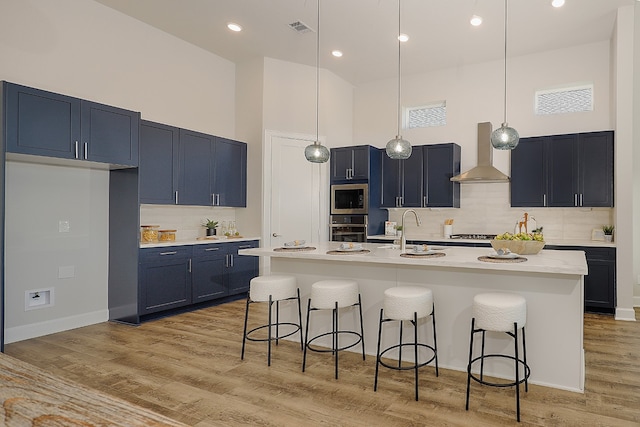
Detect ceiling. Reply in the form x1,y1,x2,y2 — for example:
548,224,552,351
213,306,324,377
94,0,635,85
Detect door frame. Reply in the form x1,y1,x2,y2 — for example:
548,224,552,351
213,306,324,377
262,129,329,273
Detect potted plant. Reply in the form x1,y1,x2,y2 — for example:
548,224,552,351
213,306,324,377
203,219,218,236
395,225,403,237
602,225,614,242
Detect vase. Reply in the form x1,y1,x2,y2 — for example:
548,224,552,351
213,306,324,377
604,234,612,242
206,228,216,236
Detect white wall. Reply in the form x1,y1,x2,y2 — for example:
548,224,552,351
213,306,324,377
0,0,237,341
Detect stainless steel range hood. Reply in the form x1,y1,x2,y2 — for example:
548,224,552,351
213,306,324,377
450,122,510,183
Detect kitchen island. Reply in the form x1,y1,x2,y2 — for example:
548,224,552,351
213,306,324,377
239,242,588,392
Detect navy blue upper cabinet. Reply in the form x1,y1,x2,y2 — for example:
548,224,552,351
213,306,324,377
4,82,139,166
381,143,460,208
511,131,613,208
331,146,370,182
422,143,461,208
176,130,248,207
139,120,179,204
213,137,247,207
178,129,215,206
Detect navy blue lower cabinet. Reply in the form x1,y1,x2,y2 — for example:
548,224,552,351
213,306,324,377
227,241,259,295
192,244,228,303
138,246,192,315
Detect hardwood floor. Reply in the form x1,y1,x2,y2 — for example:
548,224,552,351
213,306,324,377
5,302,640,426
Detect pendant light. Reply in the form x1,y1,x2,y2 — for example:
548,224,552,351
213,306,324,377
490,0,519,150
305,0,330,163
385,0,412,160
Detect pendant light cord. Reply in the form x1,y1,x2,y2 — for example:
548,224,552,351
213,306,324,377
315,0,320,145
502,0,508,125
396,0,402,137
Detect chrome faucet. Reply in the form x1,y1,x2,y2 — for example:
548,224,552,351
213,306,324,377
401,209,422,252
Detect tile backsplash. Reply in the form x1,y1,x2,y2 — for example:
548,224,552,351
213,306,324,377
387,182,614,241
140,204,237,240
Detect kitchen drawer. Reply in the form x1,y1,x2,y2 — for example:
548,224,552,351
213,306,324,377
139,245,191,261
546,246,615,261
192,243,226,257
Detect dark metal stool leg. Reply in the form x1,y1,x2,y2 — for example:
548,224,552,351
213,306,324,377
302,298,311,372
334,301,339,380
374,308,384,392
413,311,419,401
514,322,521,422
465,317,475,411
398,320,403,368
480,330,486,381
297,288,304,350
241,291,250,360
522,326,528,392
267,295,273,366
275,299,280,346
432,303,439,376
358,294,366,360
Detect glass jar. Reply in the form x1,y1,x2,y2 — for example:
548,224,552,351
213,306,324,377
140,225,159,243
158,229,176,242
221,221,228,236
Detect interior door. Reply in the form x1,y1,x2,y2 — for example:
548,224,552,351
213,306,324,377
265,133,328,271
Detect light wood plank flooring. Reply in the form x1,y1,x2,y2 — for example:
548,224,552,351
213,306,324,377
5,301,640,426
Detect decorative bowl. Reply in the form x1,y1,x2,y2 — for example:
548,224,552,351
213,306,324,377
490,239,545,255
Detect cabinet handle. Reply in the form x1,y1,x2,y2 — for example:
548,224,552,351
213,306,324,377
216,194,220,206
225,254,230,268
230,254,234,267
543,194,547,207
238,245,252,249
174,191,178,204
580,194,583,206
188,258,192,273
74,141,79,159
159,251,178,256
423,196,427,208
205,247,220,251
84,142,88,160
574,193,578,207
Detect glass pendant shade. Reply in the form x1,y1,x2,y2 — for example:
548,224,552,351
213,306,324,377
490,123,520,150
385,136,412,159
305,142,330,163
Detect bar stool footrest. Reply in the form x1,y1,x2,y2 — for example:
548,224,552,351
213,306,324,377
468,354,531,388
306,331,362,354
378,343,437,371
245,323,301,343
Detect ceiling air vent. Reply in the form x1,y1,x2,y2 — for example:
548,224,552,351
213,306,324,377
288,21,314,34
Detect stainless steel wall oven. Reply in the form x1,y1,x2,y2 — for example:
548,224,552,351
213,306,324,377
330,215,367,242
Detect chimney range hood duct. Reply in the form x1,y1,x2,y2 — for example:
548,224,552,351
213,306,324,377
450,122,510,183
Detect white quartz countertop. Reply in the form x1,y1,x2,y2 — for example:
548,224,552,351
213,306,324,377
239,242,588,276
367,234,616,248
140,236,261,248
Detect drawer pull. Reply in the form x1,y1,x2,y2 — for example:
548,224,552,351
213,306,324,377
205,247,220,251
238,245,252,249
159,251,178,256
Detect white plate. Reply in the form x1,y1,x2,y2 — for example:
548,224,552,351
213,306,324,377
336,246,365,252
282,245,309,249
487,252,520,259
408,250,438,256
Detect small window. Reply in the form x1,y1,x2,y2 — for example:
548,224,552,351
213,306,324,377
535,84,593,115
406,102,446,128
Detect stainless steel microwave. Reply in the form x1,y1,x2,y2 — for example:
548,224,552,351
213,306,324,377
331,183,368,215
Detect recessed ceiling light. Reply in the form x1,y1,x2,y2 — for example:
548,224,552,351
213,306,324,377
227,22,242,32
470,15,483,26
551,0,565,7
398,33,409,42
332,50,343,58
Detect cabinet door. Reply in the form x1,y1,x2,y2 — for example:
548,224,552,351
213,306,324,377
139,121,179,204
139,249,191,315
351,146,370,181
331,148,354,182
5,82,80,159
510,137,547,207
227,241,259,295
423,144,460,208
584,260,616,311
548,134,579,207
81,101,140,166
380,155,402,207
177,129,214,206
212,137,247,207
192,245,227,303
400,147,423,207
579,131,614,207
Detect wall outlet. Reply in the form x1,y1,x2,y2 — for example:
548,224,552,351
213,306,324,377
58,220,70,233
25,288,54,311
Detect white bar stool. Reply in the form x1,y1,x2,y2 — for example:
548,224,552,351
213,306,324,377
302,279,365,379
466,292,531,422
374,286,438,401
241,275,303,366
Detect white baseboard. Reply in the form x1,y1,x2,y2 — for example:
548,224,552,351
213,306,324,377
4,310,109,344
614,307,637,321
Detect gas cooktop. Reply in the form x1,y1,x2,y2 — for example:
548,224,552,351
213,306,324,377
449,233,497,240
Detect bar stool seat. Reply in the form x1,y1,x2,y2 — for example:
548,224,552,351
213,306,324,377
241,275,303,366
374,286,438,401
302,279,365,379
466,292,530,422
